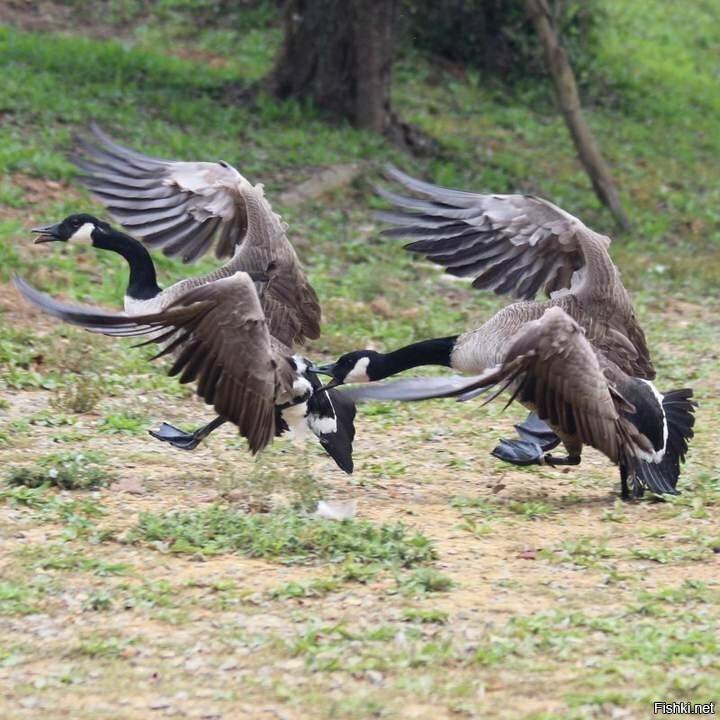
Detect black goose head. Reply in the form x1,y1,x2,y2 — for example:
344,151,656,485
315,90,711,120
32,214,111,245
315,350,384,389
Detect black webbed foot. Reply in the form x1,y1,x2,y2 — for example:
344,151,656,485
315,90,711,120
492,438,582,469
148,422,203,450
148,416,228,451
542,454,581,467
514,413,560,448
492,439,546,466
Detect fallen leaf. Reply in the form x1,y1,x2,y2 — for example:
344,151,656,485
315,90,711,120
314,499,357,521
369,296,393,318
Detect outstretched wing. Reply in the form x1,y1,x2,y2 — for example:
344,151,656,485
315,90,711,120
376,166,615,301
73,123,254,263
14,274,287,454
73,124,322,346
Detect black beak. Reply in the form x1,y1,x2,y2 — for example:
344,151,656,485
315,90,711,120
311,363,336,377
31,223,63,244
316,378,341,393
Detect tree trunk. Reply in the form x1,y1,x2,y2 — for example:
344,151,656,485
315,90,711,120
270,0,396,134
525,0,631,230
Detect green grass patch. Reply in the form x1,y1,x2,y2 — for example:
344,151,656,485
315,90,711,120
129,505,436,566
271,577,342,600
0,580,45,616
97,411,148,435
401,608,449,624
541,536,616,568
69,634,131,659
5,451,113,490
288,622,454,673
0,483,109,542
16,545,129,576
395,567,455,596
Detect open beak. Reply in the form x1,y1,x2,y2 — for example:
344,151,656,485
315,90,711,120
31,223,63,244
311,362,336,377
316,378,341,393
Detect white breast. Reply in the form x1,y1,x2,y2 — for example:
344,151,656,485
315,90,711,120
280,402,311,441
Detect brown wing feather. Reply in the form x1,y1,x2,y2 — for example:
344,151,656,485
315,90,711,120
226,192,321,346
14,274,285,454
453,307,653,463
72,124,250,263
73,125,322,346
376,167,654,379
376,166,614,301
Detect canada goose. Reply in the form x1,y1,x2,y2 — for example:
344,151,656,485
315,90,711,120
335,307,695,498
320,167,657,460
371,166,654,384
316,169,695,496
18,136,357,470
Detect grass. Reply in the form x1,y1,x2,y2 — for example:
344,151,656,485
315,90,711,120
5,451,113,490
16,545,129,576
395,568,455,596
0,580,45,616
0,2,719,719
401,608,449,625
129,505,436,566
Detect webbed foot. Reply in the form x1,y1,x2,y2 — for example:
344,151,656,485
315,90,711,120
514,413,561,450
492,439,546,466
148,423,203,450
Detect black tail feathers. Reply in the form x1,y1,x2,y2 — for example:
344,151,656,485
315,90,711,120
626,388,696,497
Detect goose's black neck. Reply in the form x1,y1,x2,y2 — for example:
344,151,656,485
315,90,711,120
95,230,161,300
375,336,458,379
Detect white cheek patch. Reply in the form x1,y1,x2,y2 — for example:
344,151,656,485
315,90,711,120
308,414,337,435
70,222,95,246
345,357,370,383
292,376,313,399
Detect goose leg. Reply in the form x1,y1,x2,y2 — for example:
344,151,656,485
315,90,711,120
542,454,581,467
620,465,645,501
620,465,630,500
149,415,228,450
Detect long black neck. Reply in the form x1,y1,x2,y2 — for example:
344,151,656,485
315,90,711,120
375,336,458,379
94,230,161,300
